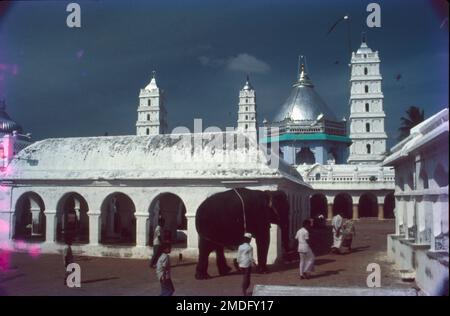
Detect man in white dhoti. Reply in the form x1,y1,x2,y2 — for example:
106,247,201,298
331,212,344,253
295,219,315,279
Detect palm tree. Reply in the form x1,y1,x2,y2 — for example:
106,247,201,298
398,106,425,141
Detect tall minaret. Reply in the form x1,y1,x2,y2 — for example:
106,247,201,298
347,35,387,164
136,71,167,136
237,75,257,133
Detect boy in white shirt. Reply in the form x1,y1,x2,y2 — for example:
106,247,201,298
156,242,174,296
237,232,255,296
295,219,315,279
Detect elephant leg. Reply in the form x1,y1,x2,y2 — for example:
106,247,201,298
215,245,231,276
256,229,270,274
195,236,214,280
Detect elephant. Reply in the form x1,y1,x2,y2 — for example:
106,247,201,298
195,188,290,280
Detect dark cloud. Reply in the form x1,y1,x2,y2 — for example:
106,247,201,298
0,0,448,148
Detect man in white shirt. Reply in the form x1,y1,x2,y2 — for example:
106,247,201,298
237,232,255,296
331,212,344,253
295,219,315,279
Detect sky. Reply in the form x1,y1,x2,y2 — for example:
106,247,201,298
0,0,448,148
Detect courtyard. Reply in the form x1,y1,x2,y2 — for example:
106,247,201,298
0,219,416,296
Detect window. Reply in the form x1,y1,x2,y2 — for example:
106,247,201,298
364,54,367,58
245,115,248,120
364,85,369,93
364,67,368,75
246,99,248,104
366,144,371,154
148,100,151,106
245,106,248,111
315,173,321,181
365,103,369,112
146,128,150,135
366,123,370,132
147,114,150,121
245,124,248,129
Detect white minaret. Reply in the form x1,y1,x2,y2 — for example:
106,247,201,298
237,75,257,133
347,36,387,164
136,71,167,136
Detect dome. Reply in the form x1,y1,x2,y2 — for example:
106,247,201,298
0,100,23,134
273,63,337,122
242,75,253,91
356,37,373,54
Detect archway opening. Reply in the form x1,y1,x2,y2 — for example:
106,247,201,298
310,194,327,218
333,193,352,219
56,193,89,244
296,147,315,165
100,193,136,245
358,193,378,218
13,192,46,242
149,193,187,248
384,193,395,219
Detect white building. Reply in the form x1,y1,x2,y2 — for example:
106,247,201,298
384,108,449,296
0,76,311,263
237,76,257,134
348,36,387,165
297,163,395,220
136,71,167,136
261,38,395,219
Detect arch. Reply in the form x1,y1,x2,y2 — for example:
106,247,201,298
366,144,371,154
434,163,448,187
333,193,352,219
55,192,89,244
13,192,46,241
100,192,136,245
296,147,315,165
310,194,327,218
358,193,378,218
384,193,395,219
148,193,187,248
366,123,370,132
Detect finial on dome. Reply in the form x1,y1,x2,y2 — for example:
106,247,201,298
296,55,313,87
242,74,253,90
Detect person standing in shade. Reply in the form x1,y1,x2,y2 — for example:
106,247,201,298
63,239,74,286
331,211,344,253
342,219,356,253
295,219,315,279
237,232,255,296
156,242,174,296
150,216,165,268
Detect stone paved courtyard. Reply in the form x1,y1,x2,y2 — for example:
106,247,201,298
0,219,416,296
